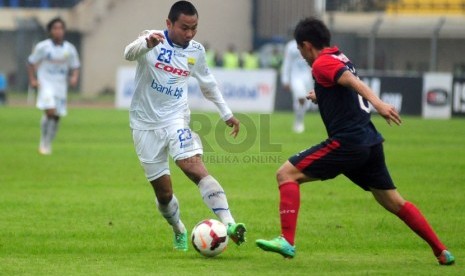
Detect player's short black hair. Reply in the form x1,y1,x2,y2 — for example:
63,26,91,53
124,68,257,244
168,1,198,23
46,17,66,33
294,17,331,50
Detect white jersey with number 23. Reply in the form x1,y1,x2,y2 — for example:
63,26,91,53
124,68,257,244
124,30,232,130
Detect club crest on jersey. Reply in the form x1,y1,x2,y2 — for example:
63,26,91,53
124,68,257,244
188,57,196,65
154,62,190,77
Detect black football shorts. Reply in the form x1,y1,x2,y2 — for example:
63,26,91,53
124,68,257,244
289,139,396,191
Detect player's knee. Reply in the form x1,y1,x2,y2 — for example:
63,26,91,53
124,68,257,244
276,165,292,184
154,187,172,205
150,176,173,204
45,109,56,117
184,169,203,184
178,157,208,184
156,192,172,205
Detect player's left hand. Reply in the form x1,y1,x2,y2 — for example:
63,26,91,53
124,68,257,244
306,90,317,104
225,116,240,138
376,102,402,126
69,75,79,88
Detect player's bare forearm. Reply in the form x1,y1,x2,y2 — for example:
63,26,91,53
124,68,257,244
338,70,401,125
27,63,38,88
69,68,80,88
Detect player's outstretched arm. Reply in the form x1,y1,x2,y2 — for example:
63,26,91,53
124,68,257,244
124,30,165,61
337,70,402,126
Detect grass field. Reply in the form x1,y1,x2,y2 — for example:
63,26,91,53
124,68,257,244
1,107,464,275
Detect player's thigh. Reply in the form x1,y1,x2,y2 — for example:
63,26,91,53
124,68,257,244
54,97,67,117
168,125,203,162
289,139,368,181
291,78,309,100
36,87,56,111
344,143,396,191
167,125,206,181
277,160,313,184
132,129,170,181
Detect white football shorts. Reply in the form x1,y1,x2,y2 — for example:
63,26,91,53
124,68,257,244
36,86,67,116
132,123,203,181
290,76,313,100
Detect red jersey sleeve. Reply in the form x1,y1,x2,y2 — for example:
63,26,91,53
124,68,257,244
312,55,347,88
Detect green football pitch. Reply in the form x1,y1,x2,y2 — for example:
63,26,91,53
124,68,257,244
1,107,464,275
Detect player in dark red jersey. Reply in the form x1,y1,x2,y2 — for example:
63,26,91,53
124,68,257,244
256,17,455,265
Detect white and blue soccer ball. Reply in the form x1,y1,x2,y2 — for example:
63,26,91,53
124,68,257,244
191,219,229,257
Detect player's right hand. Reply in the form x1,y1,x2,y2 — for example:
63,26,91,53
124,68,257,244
376,102,402,126
282,84,291,93
146,32,165,48
30,79,39,89
306,90,317,104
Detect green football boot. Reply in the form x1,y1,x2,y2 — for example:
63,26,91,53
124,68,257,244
256,236,295,258
437,250,455,265
227,223,247,245
174,231,188,251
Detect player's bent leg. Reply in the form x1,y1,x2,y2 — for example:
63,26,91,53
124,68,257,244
276,161,312,185
39,109,59,155
150,174,174,204
177,155,247,245
39,114,50,155
370,188,405,214
292,98,307,133
371,188,454,265
176,154,209,184
256,162,312,257
151,175,188,251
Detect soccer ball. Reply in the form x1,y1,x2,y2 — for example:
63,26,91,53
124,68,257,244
191,219,229,257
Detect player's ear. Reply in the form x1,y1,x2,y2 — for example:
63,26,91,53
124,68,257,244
302,41,312,51
166,19,172,29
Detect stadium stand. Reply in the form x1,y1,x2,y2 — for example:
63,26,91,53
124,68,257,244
0,0,81,8
387,0,465,15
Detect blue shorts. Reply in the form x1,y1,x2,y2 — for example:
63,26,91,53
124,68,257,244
289,139,396,191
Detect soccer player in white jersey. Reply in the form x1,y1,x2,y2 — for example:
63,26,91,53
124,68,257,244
281,39,314,133
27,17,80,155
124,1,246,251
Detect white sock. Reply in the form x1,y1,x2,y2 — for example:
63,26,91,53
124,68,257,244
40,115,48,148
156,195,186,234
47,118,59,145
198,175,235,225
294,101,307,125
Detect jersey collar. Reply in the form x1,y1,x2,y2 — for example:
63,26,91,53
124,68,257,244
49,38,64,47
319,46,340,57
164,30,189,49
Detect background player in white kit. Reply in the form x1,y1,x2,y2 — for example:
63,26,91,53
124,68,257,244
124,1,246,251
27,17,80,155
281,39,314,133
